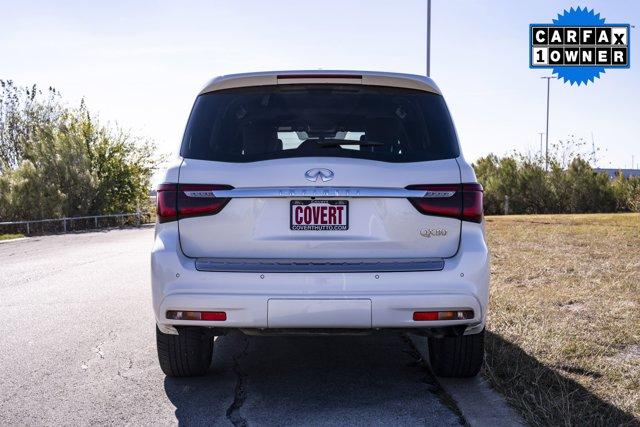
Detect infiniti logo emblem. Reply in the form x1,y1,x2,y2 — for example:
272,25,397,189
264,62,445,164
305,168,334,182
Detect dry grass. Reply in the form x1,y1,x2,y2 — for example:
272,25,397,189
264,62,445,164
483,213,640,426
0,233,23,241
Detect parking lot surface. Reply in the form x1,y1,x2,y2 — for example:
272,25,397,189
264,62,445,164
0,228,463,425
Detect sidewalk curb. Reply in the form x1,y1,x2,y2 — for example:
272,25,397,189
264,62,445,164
407,334,526,427
0,237,29,244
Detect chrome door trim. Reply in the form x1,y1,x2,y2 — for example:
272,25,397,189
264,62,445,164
203,187,455,199
195,257,445,273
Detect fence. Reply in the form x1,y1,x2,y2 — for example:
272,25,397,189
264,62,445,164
0,211,155,236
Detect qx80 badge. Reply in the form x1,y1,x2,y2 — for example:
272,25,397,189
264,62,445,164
530,7,630,85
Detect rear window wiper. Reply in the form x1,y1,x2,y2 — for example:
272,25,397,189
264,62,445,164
306,138,385,147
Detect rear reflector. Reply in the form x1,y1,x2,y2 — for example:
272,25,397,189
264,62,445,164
406,183,483,223
166,310,227,321
413,311,439,321
201,311,228,321
413,310,474,321
157,183,233,223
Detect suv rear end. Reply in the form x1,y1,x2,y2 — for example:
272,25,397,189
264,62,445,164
151,70,489,378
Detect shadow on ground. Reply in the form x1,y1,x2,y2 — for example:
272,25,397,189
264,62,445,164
485,331,638,426
164,331,464,426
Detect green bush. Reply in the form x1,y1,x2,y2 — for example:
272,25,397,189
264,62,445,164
473,146,636,215
0,80,160,221
611,173,640,212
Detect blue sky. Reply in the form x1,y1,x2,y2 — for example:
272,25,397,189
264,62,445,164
1,0,638,169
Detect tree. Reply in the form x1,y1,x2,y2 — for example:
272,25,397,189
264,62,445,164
0,80,160,221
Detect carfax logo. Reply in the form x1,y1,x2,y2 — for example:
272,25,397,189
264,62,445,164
530,7,630,85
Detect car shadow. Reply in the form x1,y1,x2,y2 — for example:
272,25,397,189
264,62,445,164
164,331,638,426
484,331,637,426
163,331,462,426
162,332,246,425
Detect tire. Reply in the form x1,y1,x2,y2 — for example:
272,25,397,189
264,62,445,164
428,328,484,377
156,326,214,377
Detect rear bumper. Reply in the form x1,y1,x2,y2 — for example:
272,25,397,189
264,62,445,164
151,221,490,334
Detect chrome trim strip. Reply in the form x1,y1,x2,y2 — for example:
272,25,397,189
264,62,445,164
205,187,452,199
183,190,219,198
195,257,445,273
424,190,456,198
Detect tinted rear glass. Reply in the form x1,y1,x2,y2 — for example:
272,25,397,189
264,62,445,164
180,85,459,163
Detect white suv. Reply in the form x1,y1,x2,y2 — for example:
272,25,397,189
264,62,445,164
151,70,489,378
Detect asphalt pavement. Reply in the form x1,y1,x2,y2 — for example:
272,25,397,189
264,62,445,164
0,227,466,426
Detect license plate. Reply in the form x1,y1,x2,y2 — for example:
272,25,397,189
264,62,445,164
290,200,349,231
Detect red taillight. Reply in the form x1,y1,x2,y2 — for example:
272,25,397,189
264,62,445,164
406,183,483,223
178,184,233,219
461,183,483,223
156,183,233,223
407,184,461,219
157,183,178,223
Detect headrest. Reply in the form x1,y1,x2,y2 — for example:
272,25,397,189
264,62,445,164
364,118,400,143
242,122,278,155
363,118,399,153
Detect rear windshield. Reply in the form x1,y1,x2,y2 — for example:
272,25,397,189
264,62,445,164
180,84,459,163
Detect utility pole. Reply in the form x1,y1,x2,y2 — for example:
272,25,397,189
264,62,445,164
426,0,431,76
541,76,557,171
538,132,544,160
591,131,596,165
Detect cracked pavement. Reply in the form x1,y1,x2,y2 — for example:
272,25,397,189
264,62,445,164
0,228,464,425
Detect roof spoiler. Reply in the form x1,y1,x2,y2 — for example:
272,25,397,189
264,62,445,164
199,71,441,95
